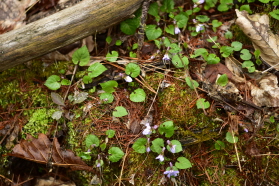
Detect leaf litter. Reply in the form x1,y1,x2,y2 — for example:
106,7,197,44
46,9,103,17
9,133,93,172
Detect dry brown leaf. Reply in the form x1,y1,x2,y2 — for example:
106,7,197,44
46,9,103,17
9,133,93,172
0,0,26,33
235,9,279,70
249,73,279,107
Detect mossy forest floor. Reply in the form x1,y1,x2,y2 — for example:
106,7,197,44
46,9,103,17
1,1,279,186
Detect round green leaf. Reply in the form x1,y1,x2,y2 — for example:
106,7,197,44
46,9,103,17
206,53,220,64
106,51,119,62
216,74,228,86
86,134,100,148
185,77,199,89
82,75,92,84
231,41,243,51
226,132,238,144
106,129,116,138
240,49,252,60
158,121,175,138
100,80,118,93
165,25,175,35
148,2,159,17
171,55,189,68
88,62,108,78
130,88,146,102
61,79,71,85
108,147,124,162
196,98,210,109
150,138,164,153
44,75,61,90
175,157,192,169
125,63,141,78
132,138,147,153
215,140,225,150
120,17,140,35
145,25,162,40
174,13,188,28
100,93,114,104
113,106,128,117
72,46,90,66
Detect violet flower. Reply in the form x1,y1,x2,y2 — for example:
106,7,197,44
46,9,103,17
156,154,164,162
170,145,176,153
196,24,204,32
164,162,179,178
163,53,170,61
164,169,180,178
142,123,152,135
175,26,181,34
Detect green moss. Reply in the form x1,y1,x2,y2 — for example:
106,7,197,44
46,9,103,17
22,108,55,138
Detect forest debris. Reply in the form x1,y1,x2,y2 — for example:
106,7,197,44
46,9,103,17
249,73,279,107
0,0,26,33
9,133,93,172
235,9,279,70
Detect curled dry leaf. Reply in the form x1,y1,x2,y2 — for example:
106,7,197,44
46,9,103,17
235,9,279,70
0,0,26,33
9,133,93,172
250,73,279,107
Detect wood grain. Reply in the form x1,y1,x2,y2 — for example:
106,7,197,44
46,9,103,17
0,0,144,71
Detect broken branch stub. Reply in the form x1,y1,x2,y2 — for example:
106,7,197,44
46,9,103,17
0,0,144,72
235,9,279,70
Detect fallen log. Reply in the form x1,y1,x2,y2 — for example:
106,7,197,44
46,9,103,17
0,0,144,72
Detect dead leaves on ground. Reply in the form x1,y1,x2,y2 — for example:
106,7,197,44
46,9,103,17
9,133,93,172
236,9,279,71
202,10,279,109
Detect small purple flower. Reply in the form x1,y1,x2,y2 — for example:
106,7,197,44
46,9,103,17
196,24,204,32
96,162,101,167
146,146,151,152
174,26,181,34
164,162,179,178
156,154,164,162
87,149,91,152
153,125,158,130
170,145,176,153
124,75,133,82
162,53,170,61
142,123,152,135
244,128,249,133
164,169,180,178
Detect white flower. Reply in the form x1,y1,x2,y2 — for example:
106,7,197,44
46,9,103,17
164,169,180,178
196,24,204,32
146,147,151,152
192,19,197,24
174,26,181,34
142,123,152,135
124,75,133,82
156,154,164,162
197,0,205,4
170,145,176,153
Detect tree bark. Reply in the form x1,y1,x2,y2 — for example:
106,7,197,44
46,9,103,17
0,0,144,72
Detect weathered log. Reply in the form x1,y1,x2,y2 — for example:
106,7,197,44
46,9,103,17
0,0,144,72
